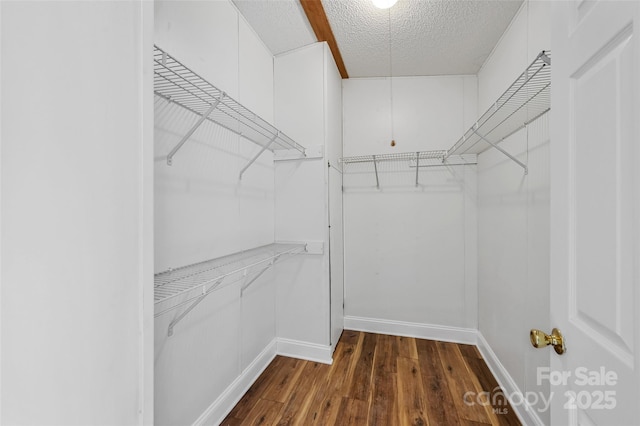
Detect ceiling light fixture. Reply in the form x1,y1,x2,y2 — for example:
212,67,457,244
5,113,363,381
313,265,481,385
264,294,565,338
372,0,397,10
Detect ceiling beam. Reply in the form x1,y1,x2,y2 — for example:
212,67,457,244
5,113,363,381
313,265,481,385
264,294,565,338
299,0,349,79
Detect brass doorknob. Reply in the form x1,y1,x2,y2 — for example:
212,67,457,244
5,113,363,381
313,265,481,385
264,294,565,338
530,328,566,355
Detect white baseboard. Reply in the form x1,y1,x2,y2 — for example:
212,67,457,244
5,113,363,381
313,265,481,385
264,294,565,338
276,338,333,365
344,316,477,345
476,332,544,426
192,340,277,426
192,337,332,426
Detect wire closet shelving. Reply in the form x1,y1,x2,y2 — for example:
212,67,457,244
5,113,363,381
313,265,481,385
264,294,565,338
445,50,551,173
154,243,306,336
154,45,306,175
340,151,476,188
339,50,551,180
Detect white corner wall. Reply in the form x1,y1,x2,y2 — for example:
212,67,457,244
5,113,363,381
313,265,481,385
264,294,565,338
476,1,551,425
342,75,478,340
273,43,333,355
153,1,279,424
1,1,154,424
324,45,345,350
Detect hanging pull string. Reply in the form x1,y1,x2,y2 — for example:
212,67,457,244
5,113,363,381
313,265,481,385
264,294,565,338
388,7,395,146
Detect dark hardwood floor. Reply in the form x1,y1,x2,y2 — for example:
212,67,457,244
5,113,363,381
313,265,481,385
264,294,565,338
222,331,521,425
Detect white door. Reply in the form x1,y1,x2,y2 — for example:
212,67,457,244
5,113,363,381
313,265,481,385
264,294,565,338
550,1,640,424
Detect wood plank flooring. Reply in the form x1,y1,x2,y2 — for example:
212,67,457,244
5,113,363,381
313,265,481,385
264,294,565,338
222,331,521,425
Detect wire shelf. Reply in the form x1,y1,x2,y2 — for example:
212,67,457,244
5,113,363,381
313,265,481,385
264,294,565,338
153,45,306,163
338,51,549,184
154,243,306,319
447,51,551,157
340,150,448,165
339,150,476,188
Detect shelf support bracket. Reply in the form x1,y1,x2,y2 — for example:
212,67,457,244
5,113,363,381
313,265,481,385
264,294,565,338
168,277,224,337
415,152,420,187
540,51,551,66
373,155,380,189
166,93,224,166
239,132,279,180
241,259,277,294
443,135,464,162
472,129,528,175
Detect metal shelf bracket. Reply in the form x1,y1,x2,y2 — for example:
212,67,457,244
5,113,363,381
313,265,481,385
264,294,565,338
415,152,420,187
373,155,380,189
168,277,225,336
166,93,225,166
472,128,528,175
241,258,277,294
540,51,551,66
239,132,279,180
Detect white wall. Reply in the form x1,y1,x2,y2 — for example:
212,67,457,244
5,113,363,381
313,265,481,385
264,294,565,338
153,1,279,424
274,43,333,351
325,45,345,349
1,1,153,424
476,1,551,424
343,76,477,156
342,75,478,335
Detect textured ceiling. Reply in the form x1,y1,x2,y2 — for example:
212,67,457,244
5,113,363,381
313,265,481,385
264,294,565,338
324,0,523,77
233,0,316,55
233,0,523,77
